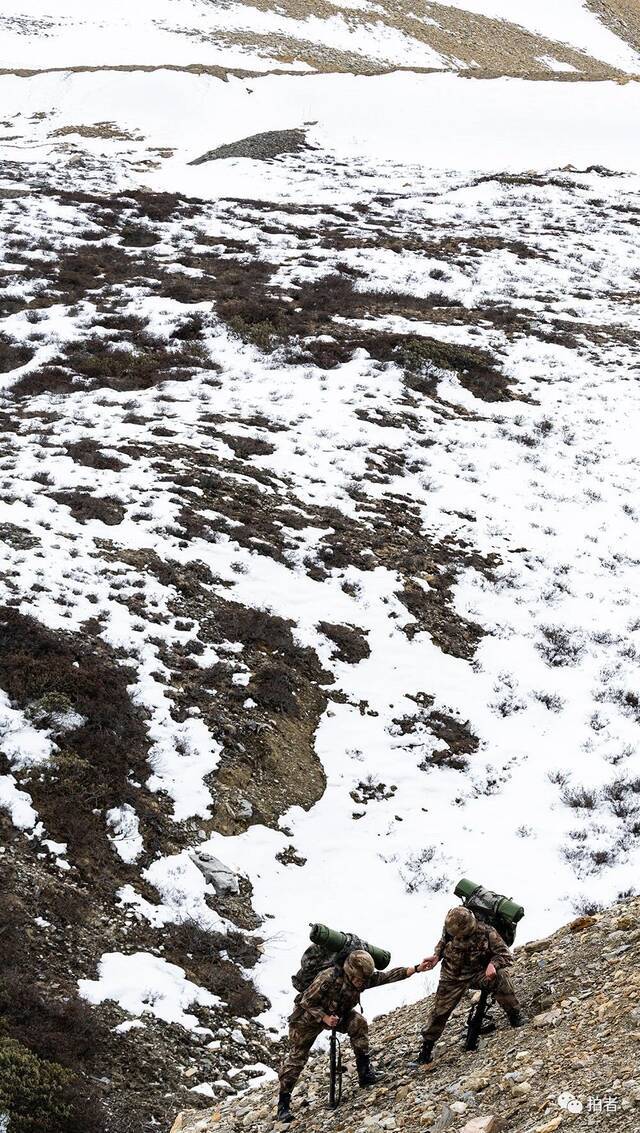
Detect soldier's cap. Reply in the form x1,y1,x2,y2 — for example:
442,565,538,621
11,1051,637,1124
343,949,375,983
445,906,477,939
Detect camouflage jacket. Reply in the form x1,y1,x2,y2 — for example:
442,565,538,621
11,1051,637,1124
298,964,410,1025
434,924,513,983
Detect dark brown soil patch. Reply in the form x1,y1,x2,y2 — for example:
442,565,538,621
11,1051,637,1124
0,334,34,372
0,607,168,879
318,621,371,663
49,490,125,525
65,439,127,471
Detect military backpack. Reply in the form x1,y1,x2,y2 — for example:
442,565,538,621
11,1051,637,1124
454,878,525,946
292,923,390,993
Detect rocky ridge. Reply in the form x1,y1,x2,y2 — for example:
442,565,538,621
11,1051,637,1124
172,895,640,1133
2,0,639,80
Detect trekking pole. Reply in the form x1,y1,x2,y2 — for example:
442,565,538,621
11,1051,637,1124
465,988,490,1051
329,1028,343,1108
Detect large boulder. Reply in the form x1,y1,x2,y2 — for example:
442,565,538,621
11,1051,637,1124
190,850,240,895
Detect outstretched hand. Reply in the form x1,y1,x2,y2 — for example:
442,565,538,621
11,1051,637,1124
419,956,439,974
418,955,439,972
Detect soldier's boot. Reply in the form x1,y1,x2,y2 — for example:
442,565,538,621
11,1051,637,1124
414,1039,434,1065
507,1009,525,1028
356,1053,381,1087
276,1090,294,1123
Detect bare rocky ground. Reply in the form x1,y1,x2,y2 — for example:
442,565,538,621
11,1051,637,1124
173,894,640,1133
2,0,639,80
209,0,636,78
0,142,639,1133
589,0,640,54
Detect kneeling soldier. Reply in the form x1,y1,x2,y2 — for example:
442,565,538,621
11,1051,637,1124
278,949,425,1122
416,907,523,1065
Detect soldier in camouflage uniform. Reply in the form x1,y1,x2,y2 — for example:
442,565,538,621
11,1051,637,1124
277,949,426,1123
416,907,524,1064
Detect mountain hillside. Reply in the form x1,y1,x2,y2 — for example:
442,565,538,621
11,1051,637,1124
173,894,640,1132
0,3,639,1132
1,0,639,78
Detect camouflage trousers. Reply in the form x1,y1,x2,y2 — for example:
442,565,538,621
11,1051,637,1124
421,970,520,1043
279,1007,369,1093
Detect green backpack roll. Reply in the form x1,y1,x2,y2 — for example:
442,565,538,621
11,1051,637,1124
454,878,524,946
291,923,391,993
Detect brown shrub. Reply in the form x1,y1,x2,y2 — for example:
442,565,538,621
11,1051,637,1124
0,335,34,373
222,435,276,460
170,314,205,341
55,246,137,299
157,275,215,304
0,608,152,874
0,971,103,1069
95,313,147,334
0,296,28,318
318,621,370,664
164,923,264,1017
58,335,206,392
0,888,106,1129
48,491,125,526
250,666,298,715
11,366,73,398
215,604,328,685
65,440,126,471
123,189,201,223
39,879,91,927
119,225,159,248
297,272,355,316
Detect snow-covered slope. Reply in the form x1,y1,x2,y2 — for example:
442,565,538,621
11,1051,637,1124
0,4,639,1132
4,69,640,199
1,0,639,76
2,150,640,997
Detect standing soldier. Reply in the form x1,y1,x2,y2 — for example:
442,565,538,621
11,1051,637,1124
416,907,524,1065
278,949,426,1123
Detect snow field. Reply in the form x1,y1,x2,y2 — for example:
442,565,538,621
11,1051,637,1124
0,67,638,1037
0,155,634,1033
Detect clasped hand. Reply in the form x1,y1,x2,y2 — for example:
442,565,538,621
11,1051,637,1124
322,1014,340,1028
418,955,439,972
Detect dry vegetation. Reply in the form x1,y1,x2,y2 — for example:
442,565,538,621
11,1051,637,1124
1,156,638,1132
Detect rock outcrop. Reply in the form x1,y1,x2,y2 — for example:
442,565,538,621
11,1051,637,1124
171,895,640,1133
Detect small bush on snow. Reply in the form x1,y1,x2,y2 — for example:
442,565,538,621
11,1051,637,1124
561,785,600,810
400,847,448,894
537,625,585,668
603,777,640,819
